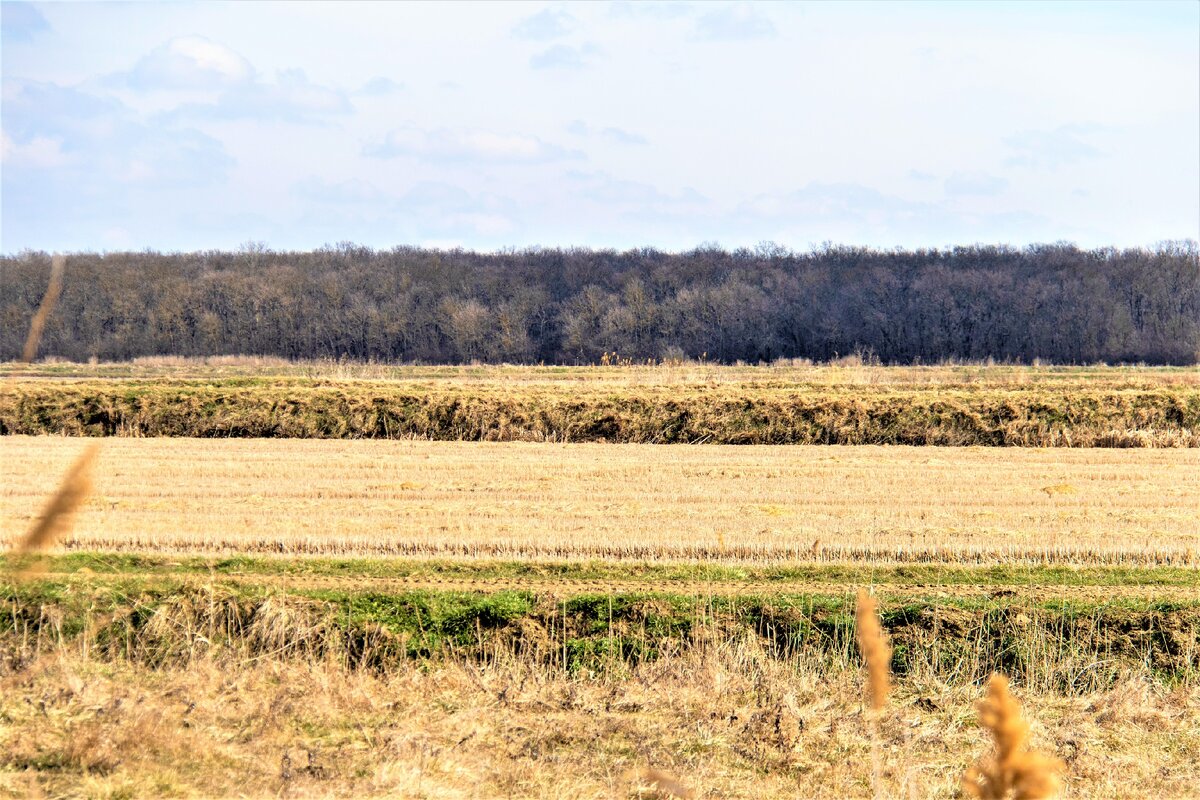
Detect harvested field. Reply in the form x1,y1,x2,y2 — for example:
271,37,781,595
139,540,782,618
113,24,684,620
2,363,1197,446
2,437,1197,564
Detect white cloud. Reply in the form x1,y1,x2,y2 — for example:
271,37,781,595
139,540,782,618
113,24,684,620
1004,125,1103,169
1,78,232,187
0,130,70,168
364,126,584,163
358,76,403,96
609,2,695,20
163,69,353,123
530,43,601,70
512,8,574,40
944,171,1008,196
293,177,520,239
123,36,254,90
694,4,776,41
1,2,50,43
567,170,705,209
566,121,648,145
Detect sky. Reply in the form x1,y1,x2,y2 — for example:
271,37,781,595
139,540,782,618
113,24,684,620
1,0,1197,253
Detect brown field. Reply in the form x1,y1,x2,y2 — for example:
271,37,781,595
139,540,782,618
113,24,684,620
6,356,1199,388
2,436,1197,564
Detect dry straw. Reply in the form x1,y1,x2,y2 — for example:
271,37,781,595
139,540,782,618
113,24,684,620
13,443,99,557
21,254,65,363
963,674,1066,799
7,254,99,575
855,588,891,711
624,767,695,799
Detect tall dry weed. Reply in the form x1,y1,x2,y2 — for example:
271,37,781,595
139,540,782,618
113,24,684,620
10,443,99,558
963,674,1065,799
855,588,891,711
21,254,65,363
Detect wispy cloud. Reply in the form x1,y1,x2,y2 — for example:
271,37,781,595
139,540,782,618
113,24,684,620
358,76,403,96
364,125,584,164
1,2,50,43
530,43,601,70
566,120,647,145
1004,124,1103,169
162,69,353,124
115,38,352,124
694,4,776,41
566,170,706,209
0,131,70,169
119,36,254,90
294,177,519,238
2,78,233,187
944,171,1008,197
609,1,695,20
512,8,574,40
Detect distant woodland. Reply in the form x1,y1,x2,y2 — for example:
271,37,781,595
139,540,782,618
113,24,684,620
2,242,1197,365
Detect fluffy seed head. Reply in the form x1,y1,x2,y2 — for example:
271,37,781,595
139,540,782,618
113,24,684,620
855,588,891,711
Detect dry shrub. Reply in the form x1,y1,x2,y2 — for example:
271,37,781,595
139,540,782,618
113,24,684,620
855,589,891,711
963,674,1066,799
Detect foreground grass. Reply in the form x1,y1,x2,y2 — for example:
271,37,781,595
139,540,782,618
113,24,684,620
1,642,1197,798
3,438,1197,564
2,365,1197,446
3,556,1197,798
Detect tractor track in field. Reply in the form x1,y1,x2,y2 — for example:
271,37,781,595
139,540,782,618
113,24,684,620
31,569,1200,602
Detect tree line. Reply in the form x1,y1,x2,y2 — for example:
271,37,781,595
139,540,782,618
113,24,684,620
2,241,1197,365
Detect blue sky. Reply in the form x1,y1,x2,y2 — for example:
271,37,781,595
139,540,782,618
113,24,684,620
2,0,1197,252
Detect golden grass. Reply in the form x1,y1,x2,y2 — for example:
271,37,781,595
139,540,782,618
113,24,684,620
18,255,64,364
4,371,1196,446
2,437,1196,564
9,442,97,557
856,589,892,712
963,674,1067,799
2,647,1196,799
4,358,1198,389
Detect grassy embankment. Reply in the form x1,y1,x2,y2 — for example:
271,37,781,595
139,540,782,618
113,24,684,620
1,361,1197,445
4,553,1198,689
3,555,1198,798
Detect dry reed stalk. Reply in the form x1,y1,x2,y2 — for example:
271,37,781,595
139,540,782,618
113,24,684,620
21,254,65,363
624,768,695,799
855,588,891,711
963,674,1066,799
9,443,99,576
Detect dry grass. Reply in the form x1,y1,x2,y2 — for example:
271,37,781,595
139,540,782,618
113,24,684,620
9,442,97,557
1,646,1195,799
3,358,1198,389
18,255,65,364
856,589,892,712
2,437,1195,563
3,372,1196,446
964,675,1067,799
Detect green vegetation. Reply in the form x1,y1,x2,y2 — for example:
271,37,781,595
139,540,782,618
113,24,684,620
4,555,1197,689
11,551,1200,587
